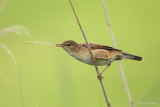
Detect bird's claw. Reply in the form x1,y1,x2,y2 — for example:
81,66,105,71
91,57,96,61
97,74,103,80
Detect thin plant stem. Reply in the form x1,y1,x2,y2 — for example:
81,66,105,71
100,0,134,107
24,41,56,46
68,0,111,107
18,70,25,107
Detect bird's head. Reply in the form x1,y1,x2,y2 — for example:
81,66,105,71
56,40,79,54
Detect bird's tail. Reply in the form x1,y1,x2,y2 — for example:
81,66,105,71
122,53,143,61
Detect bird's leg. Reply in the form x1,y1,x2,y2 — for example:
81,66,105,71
97,64,111,80
100,64,111,75
91,56,96,61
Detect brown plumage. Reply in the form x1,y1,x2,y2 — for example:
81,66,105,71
81,42,142,61
81,43,122,51
56,40,143,77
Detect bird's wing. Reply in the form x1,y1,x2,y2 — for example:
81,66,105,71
81,43,122,51
92,49,112,60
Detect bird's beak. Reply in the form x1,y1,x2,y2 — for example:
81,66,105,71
56,44,64,47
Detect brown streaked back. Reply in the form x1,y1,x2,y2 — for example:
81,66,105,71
80,43,122,51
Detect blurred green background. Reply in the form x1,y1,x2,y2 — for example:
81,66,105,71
0,0,160,107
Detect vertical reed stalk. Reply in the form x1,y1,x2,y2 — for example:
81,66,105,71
100,0,134,107
18,70,25,107
68,0,111,107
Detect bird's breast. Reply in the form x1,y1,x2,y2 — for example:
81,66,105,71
71,51,92,64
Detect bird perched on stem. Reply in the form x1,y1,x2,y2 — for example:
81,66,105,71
56,40,143,79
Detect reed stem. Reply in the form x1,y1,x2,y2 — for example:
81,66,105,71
68,0,111,107
100,0,134,106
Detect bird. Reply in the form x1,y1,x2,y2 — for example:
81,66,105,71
56,40,143,79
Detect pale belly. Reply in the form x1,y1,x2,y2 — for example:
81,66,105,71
94,58,114,66
71,53,114,66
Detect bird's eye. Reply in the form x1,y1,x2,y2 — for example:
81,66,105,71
66,44,71,46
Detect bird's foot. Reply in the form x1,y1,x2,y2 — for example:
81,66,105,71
91,57,96,61
97,74,103,80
